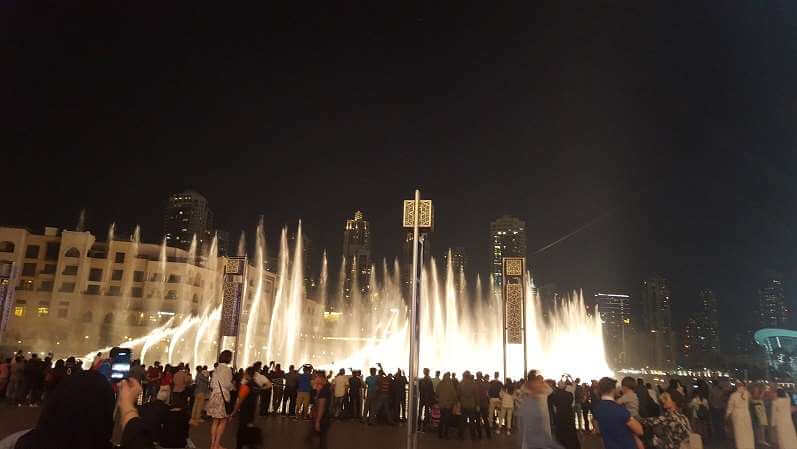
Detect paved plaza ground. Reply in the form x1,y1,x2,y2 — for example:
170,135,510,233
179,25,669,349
0,404,736,449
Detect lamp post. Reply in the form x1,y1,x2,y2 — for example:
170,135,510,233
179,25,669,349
402,190,432,449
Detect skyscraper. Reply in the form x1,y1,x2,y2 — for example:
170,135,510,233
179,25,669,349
342,211,371,303
759,275,789,328
595,292,631,366
490,216,526,290
163,190,214,251
640,276,675,368
698,288,720,354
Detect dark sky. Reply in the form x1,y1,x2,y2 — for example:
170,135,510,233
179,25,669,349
5,2,797,347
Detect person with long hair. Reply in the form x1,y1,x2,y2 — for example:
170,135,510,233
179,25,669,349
207,350,234,449
725,381,754,449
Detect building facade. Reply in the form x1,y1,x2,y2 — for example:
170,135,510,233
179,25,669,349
595,292,631,367
641,276,675,368
490,216,526,291
0,226,322,360
759,276,789,329
163,190,214,252
342,211,371,304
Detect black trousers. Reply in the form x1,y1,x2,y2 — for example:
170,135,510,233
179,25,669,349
282,387,297,414
463,407,480,439
479,406,492,438
438,407,452,438
260,387,272,415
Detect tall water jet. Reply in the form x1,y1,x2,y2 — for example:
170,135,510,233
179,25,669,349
237,231,246,257
319,251,328,311
336,256,346,312
76,209,86,232
242,218,266,368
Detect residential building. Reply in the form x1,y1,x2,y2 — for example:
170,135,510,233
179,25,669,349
759,276,789,328
640,276,675,368
0,226,325,359
595,292,631,367
163,190,214,251
698,288,721,354
490,216,526,291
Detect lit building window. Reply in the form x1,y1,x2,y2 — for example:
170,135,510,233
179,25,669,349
14,306,24,317
37,306,49,316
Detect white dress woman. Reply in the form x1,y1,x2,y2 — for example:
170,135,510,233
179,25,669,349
726,384,754,449
772,392,797,449
207,351,234,449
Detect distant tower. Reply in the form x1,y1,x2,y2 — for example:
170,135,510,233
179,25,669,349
595,292,631,367
699,289,721,353
342,211,371,303
640,276,675,368
759,275,789,328
163,190,214,251
490,216,527,291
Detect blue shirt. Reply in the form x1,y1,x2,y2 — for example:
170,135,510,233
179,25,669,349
297,373,311,392
365,375,378,393
594,399,636,449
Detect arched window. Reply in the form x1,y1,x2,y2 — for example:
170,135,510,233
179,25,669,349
0,241,15,252
192,293,199,303
82,311,93,323
103,312,114,324
64,247,80,258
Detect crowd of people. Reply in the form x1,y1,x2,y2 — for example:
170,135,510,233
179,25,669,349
2,349,797,449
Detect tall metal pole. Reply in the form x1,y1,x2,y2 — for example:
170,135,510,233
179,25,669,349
502,278,507,383
406,189,421,449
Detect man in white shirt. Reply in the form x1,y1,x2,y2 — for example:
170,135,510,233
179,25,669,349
332,369,350,418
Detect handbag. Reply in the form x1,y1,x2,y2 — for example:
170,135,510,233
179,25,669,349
218,379,235,415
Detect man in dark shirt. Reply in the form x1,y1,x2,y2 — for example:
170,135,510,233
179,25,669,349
283,365,299,416
348,370,364,420
368,371,395,425
270,364,285,415
593,377,643,449
476,372,492,439
418,368,436,430
487,372,503,429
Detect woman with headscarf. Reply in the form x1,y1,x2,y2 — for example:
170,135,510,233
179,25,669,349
0,370,156,449
726,381,754,449
772,388,797,449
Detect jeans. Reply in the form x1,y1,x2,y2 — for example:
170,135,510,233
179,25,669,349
332,396,345,418
260,387,272,415
368,394,394,425
282,387,296,415
574,402,585,430
306,420,331,449
272,385,284,413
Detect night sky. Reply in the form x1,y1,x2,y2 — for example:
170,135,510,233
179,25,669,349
5,2,797,348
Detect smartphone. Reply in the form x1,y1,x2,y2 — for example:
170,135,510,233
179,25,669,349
110,347,132,382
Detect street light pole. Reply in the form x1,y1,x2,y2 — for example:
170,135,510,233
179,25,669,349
406,189,421,449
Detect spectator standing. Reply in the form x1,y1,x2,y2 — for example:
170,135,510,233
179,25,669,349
190,365,210,426
593,377,644,449
283,365,299,416
297,365,313,419
437,373,457,439
332,369,349,418
725,381,754,449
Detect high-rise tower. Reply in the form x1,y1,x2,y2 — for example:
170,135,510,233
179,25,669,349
490,216,526,290
759,275,789,328
342,211,371,303
640,276,675,368
163,190,214,251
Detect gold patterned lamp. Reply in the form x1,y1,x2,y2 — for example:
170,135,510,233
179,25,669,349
403,199,434,230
